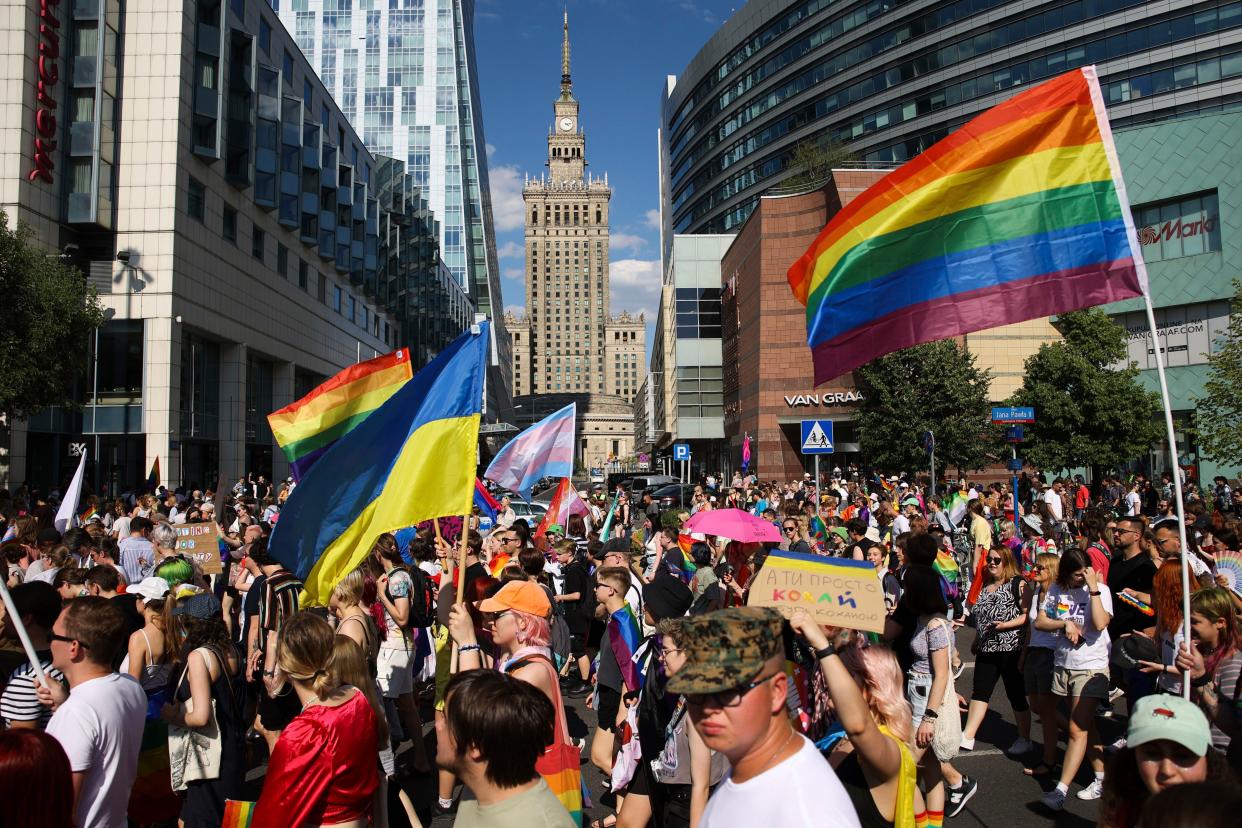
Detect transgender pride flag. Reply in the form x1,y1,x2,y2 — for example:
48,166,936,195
484,403,576,500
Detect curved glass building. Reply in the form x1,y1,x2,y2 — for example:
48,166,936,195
660,0,1242,240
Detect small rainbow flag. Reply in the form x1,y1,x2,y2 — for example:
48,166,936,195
267,349,412,481
221,800,255,828
787,66,1146,384
146,457,160,491
79,504,98,523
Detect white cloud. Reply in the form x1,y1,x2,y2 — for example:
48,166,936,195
486,143,497,159
643,209,661,229
503,304,525,317
609,233,647,253
497,240,524,260
609,259,661,318
488,165,526,232
501,265,524,282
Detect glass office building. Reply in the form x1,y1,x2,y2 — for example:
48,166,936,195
660,0,1242,246
0,0,467,493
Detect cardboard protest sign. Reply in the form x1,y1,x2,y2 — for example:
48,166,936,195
175,522,223,575
746,550,886,633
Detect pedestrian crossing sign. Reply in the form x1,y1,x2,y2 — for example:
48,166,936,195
800,419,835,455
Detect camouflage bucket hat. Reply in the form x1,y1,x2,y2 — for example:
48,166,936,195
666,607,785,695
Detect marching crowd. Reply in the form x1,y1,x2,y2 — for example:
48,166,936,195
0,464,1240,828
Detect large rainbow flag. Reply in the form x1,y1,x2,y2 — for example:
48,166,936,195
788,66,1147,384
267,349,412,481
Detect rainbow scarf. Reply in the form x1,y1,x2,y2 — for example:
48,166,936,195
787,67,1145,384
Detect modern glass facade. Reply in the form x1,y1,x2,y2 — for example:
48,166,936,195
661,0,1242,243
278,0,506,325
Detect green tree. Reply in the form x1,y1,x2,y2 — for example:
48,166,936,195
0,211,105,420
781,137,858,189
1009,308,1161,474
1194,279,1242,466
854,340,996,474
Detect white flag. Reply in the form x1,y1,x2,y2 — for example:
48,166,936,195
54,450,87,533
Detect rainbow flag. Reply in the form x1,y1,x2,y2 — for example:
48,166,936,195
146,457,160,492
79,503,97,523
222,800,256,828
788,66,1146,384
268,349,413,481
268,329,488,605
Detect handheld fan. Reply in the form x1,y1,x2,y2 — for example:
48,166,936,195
1215,550,1242,598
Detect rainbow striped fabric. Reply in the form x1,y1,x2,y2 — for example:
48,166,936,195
267,349,412,481
788,66,1147,384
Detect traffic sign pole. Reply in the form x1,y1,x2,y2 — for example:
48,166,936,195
814,454,820,511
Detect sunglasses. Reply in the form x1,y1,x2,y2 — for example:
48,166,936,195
48,632,88,649
987,557,1003,565
783,525,798,531
686,672,776,709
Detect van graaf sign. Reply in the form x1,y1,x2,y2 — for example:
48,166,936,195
784,390,864,407
28,0,62,184
1113,301,1230,370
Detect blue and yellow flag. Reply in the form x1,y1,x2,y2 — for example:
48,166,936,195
269,324,489,604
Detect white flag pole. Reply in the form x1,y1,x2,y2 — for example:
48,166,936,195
1141,291,1193,699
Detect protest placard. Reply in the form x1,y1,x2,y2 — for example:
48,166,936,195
174,522,222,575
746,550,886,633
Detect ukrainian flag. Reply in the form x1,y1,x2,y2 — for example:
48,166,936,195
269,324,489,604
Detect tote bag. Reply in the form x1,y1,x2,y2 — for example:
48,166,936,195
167,647,223,791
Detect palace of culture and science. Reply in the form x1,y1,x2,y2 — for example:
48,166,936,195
506,14,645,471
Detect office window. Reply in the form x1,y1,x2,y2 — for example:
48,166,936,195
298,259,308,290
188,176,206,222
258,17,271,53
1132,191,1221,262
276,242,287,278
346,295,355,322
283,50,293,81
333,285,342,312
252,227,265,261
317,273,326,303
222,207,237,244
361,306,369,331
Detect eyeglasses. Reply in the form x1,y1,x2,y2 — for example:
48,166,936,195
656,646,683,661
48,632,87,649
1031,565,1045,572
987,557,1003,565
595,583,617,593
686,672,777,709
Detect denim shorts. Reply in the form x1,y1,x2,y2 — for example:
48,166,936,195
907,671,933,727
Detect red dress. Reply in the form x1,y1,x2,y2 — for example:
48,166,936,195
252,689,379,827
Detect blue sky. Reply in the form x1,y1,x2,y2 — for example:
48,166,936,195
473,0,740,345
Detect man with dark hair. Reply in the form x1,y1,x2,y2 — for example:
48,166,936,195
117,515,154,585
0,582,67,729
85,566,143,635
436,669,575,828
38,597,145,828
243,538,303,752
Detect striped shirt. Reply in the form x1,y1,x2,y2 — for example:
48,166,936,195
1,653,67,729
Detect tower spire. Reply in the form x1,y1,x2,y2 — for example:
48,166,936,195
560,8,572,99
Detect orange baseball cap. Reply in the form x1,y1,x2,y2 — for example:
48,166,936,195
476,579,551,617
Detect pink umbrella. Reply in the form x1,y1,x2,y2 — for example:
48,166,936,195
682,508,781,543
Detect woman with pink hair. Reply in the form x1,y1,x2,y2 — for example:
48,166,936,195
790,608,920,828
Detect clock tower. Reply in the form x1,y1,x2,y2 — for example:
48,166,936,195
549,11,585,184
507,10,645,471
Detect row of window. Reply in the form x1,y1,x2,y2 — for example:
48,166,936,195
676,12,1242,235
186,175,390,344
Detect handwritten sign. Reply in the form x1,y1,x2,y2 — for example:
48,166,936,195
174,522,222,575
746,550,886,633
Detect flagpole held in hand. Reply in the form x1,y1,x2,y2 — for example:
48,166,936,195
450,515,471,673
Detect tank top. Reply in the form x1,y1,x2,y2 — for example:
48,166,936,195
835,751,892,828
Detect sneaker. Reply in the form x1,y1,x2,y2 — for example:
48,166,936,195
1077,778,1104,801
952,660,965,680
1108,685,1125,702
1040,788,1067,812
1104,737,1127,755
946,775,978,817
1007,737,1034,756
1097,701,1115,719
959,736,975,751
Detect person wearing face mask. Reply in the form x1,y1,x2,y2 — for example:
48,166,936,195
1096,695,1235,828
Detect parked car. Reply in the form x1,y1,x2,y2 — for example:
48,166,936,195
510,500,547,519
626,475,678,496
649,483,696,509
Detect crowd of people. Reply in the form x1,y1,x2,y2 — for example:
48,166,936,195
0,463,1239,828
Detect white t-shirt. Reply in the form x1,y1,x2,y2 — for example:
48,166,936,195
1043,489,1064,521
1125,491,1142,517
46,672,146,828
892,514,911,536
700,735,861,828
1042,583,1114,671
112,515,132,539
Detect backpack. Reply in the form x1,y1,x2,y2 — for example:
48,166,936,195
689,582,725,616
403,566,437,630
541,584,572,669
950,520,974,570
